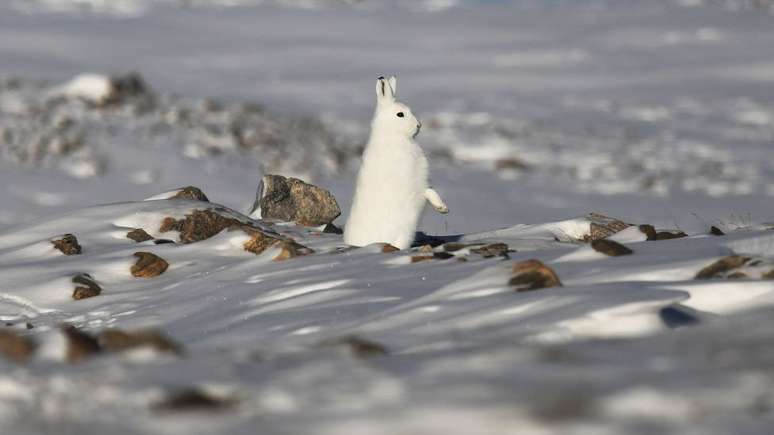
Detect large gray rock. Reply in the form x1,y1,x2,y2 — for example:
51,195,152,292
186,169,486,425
250,175,340,226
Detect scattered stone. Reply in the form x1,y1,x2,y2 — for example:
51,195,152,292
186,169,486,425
695,255,751,279
272,240,315,261
442,242,468,252
0,330,36,363
411,255,434,263
169,186,209,202
638,224,657,240
127,228,153,243
590,239,633,257
251,175,340,226
106,72,152,105
322,223,343,234
153,239,175,245
510,259,562,291
710,226,725,236
655,231,688,240
98,329,182,355
131,252,169,278
471,243,510,258
72,273,102,300
494,157,531,172
433,252,455,260
381,244,400,253
52,234,82,255
62,326,101,363
319,335,388,359
584,213,631,241
152,388,235,413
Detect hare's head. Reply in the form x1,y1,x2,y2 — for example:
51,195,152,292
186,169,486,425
372,76,421,139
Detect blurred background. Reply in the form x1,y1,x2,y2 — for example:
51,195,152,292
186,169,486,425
1,0,773,234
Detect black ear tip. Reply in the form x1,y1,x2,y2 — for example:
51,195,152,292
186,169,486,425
377,76,385,80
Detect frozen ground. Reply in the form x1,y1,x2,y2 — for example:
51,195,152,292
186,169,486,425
1,0,774,433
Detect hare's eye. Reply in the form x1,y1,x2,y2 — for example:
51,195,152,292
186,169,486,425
396,112,405,118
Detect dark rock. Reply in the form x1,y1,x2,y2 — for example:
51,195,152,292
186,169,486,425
638,224,657,240
590,239,633,257
584,213,631,241
272,240,315,261
98,329,182,355
659,306,701,329
510,259,562,291
763,269,774,279
655,231,688,240
0,330,36,363
442,242,467,252
131,252,169,278
251,175,340,226
695,255,750,279
62,326,101,363
153,239,175,245
710,226,725,236
107,72,152,105
52,234,82,255
411,255,434,263
72,273,102,300
126,228,153,243
319,335,388,359
727,271,749,279
471,243,510,258
322,223,343,234
494,157,531,172
152,388,235,413
169,186,209,202
433,251,455,260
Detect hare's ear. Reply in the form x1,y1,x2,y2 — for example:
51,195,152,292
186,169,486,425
387,76,397,96
375,76,395,104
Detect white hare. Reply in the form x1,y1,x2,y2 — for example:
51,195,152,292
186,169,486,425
344,76,448,250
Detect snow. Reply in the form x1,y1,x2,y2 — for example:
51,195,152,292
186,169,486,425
1,0,774,433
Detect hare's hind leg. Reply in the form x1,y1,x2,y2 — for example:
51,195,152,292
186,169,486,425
424,188,449,214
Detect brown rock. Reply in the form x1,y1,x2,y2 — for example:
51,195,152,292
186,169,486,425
584,213,631,241
411,255,434,263
471,243,510,258
62,326,101,363
153,388,235,413
695,255,750,279
381,244,400,253
322,223,343,234
442,242,468,252
98,329,182,355
655,231,688,240
240,227,278,255
319,335,388,359
72,273,102,300
763,269,774,279
126,228,153,242
433,252,455,260
0,330,36,363
52,234,81,255
251,175,340,226
131,252,169,278
169,186,209,202
272,240,314,261
590,239,633,257
638,224,657,240
510,259,562,291
727,272,749,279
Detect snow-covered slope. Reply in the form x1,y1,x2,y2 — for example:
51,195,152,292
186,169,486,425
1,189,773,434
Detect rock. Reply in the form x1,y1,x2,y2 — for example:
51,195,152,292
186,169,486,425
494,157,531,172
418,244,434,254
0,330,36,363
250,175,340,226
72,273,102,300
655,231,688,240
471,243,510,258
638,224,657,240
381,243,400,253
322,223,343,234
411,255,434,263
98,329,182,355
126,228,154,243
62,326,101,363
727,272,749,279
131,252,169,278
107,72,152,105
710,226,725,236
272,240,314,261
695,255,751,279
763,269,774,279
152,388,235,413
169,186,209,202
154,239,175,245
319,335,388,359
590,239,633,256
52,234,82,255
510,259,562,291
584,213,631,241
442,243,467,252
433,252,455,260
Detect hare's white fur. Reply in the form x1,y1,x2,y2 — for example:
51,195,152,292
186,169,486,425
344,76,448,250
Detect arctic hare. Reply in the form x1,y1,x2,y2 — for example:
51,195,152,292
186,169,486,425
344,76,448,250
